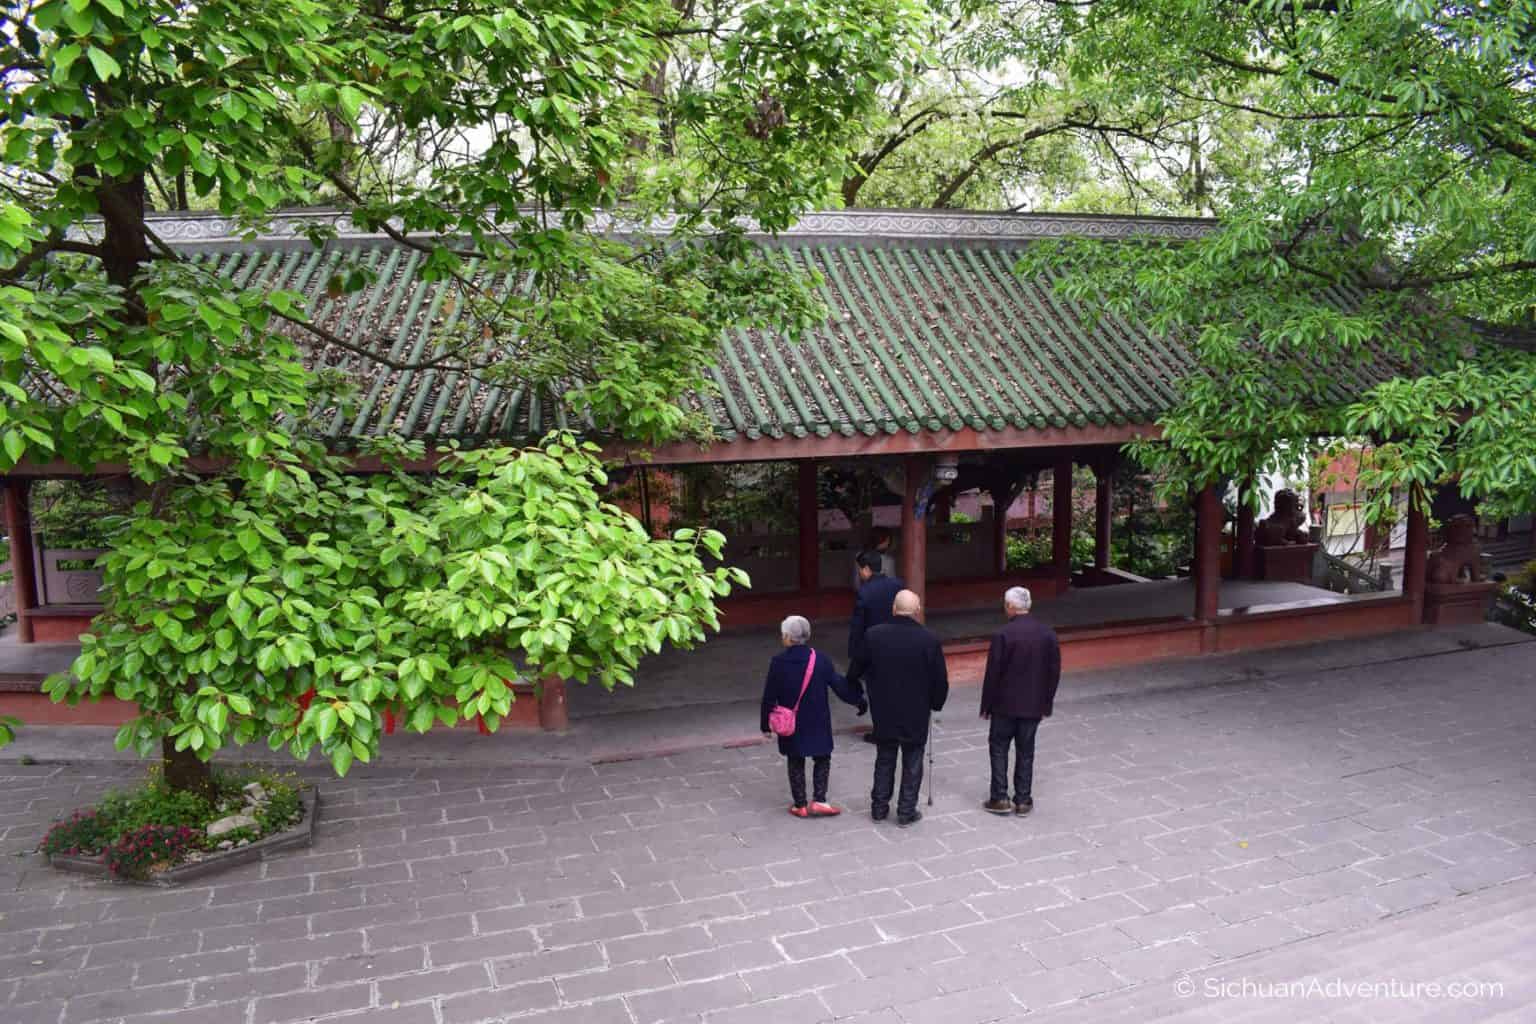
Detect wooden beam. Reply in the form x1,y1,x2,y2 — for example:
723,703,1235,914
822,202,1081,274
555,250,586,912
8,425,1159,477
620,423,1158,468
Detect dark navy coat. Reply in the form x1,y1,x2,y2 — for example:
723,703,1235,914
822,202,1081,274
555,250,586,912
759,645,863,757
847,572,906,663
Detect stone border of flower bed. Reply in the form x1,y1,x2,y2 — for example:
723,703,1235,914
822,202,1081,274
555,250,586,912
47,787,319,886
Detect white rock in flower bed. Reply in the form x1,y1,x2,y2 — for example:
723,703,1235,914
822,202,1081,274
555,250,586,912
242,782,268,805
217,840,234,850
206,813,258,838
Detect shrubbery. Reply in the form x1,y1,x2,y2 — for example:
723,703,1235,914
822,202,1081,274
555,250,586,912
103,825,200,880
39,767,304,879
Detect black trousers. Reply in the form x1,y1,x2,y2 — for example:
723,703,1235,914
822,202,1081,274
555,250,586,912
871,740,924,820
787,755,831,807
988,715,1040,803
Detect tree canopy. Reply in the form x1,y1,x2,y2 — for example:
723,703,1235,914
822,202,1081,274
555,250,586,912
0,0,920,781
1013,0,1536,520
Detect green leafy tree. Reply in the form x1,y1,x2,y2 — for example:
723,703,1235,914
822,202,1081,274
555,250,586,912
1012,0,1536,521
0,0,919,784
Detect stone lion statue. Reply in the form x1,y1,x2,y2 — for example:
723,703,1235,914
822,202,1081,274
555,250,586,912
1427,514,1486,584
1256,489,1309,546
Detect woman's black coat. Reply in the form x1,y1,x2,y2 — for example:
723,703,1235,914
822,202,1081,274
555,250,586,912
759,645,863,757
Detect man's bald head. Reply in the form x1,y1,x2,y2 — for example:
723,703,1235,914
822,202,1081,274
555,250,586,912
892,589,921,618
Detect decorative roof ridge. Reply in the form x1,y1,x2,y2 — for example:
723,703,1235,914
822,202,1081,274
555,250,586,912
128,206,1218,248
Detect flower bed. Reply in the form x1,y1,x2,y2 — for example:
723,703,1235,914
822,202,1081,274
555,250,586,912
41,768,316,885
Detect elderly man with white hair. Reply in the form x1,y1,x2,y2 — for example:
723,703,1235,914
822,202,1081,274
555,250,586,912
760,615,866,818
979,586,1061,817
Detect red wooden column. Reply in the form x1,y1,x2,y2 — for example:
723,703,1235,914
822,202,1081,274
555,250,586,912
1093,471,1112,571
797,460,818,595
1235,479,1257,580
1052,456,1073,591
990,490,1009,575
3,479,37,643
900,455,930,608
1403,490,1429,623
1193,484,1222,621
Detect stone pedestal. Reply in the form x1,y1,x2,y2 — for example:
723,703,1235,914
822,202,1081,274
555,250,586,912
1422,582,1498,626
1256,543,1318,584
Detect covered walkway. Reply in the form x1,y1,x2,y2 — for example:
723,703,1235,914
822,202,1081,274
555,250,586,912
568,579,1353,720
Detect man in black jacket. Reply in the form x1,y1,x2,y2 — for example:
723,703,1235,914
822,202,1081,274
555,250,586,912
979,586,1061,817
848,589,949,827
847,550,905,664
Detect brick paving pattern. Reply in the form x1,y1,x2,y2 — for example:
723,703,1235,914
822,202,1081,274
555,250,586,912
1,642,1533,1023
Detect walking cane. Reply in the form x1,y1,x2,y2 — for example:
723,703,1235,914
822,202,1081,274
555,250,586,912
927,713,935,807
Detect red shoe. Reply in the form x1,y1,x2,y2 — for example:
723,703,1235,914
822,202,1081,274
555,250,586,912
810,802,842,817
788,805,810,818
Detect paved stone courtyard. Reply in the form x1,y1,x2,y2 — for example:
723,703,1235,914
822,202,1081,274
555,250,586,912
2,638,1535,1023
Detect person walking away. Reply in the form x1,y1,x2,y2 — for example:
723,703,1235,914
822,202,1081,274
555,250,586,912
979,586,1061,817
849,550,905,744
848,590,949,827
761,615,867,818
849,527,897,589
848,550,905,663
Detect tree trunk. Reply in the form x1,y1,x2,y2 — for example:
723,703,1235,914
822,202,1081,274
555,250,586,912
161,736,214,797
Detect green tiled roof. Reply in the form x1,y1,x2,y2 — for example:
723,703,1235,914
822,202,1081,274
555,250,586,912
147,208,1402,448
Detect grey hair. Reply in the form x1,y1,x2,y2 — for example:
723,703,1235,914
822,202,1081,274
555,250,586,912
1004,586,1032,612
780,615,812,645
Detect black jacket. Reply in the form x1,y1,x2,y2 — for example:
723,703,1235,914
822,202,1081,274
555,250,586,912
847,572,906,662
759,646,863,757
979,614,1062,720
848,616,949,744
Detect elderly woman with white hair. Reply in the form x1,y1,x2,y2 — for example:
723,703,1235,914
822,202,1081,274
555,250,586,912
760,615,866,818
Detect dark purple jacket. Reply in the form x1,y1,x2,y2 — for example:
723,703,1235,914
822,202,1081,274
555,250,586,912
979,614,1061,720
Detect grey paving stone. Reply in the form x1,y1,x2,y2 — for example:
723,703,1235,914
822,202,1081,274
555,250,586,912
1100,936,1218,985
1115,904,1224,945
848,933,964,979
1040,894,1142,935
872,902,981,940
1195,914,1309,959
376,963,492,1004
627,975,753,1024
428,928,540,966
896,982,1021,1024
439,981,560,1024
1010,959,1127,1009
669,940,784,983
1024,924,1138,968
314,947,427,987
194,965,307,1004
818,969,948,1018
605,925,715,965
251,983,372,1024
705,992,831,1024
779,921,884,961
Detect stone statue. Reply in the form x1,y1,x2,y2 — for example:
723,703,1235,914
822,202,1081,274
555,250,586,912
1427,514,1487,584
1256,489,1309,546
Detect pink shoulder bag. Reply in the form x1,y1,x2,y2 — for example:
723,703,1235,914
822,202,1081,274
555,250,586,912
768,650,817,737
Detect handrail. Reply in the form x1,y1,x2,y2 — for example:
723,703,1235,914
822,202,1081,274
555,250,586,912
1319,547,1391,594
